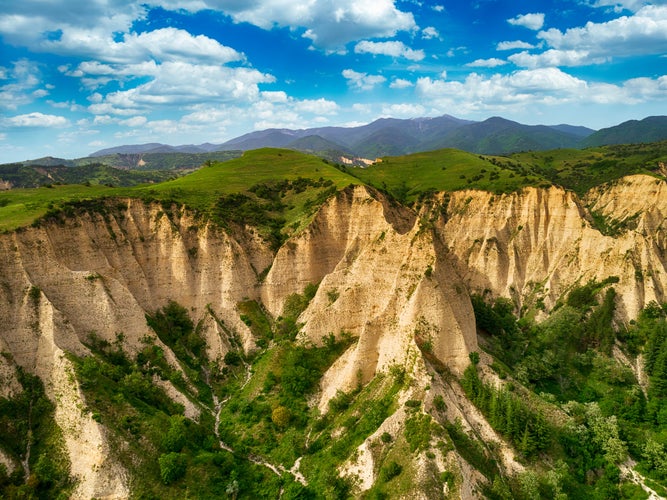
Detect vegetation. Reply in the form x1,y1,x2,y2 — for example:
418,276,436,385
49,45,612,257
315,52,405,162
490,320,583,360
510,141,667,194
0,162,180,189
351,148,546,202
470,283,667,498
1,142,666,234
0,365,72,499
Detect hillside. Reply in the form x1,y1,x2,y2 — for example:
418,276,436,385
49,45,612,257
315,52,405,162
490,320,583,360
0,163,179,189
581,116,667,147
425,117,585,155
1,146,667,499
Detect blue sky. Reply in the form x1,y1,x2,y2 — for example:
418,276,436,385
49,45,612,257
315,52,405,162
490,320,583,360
1,0,666,162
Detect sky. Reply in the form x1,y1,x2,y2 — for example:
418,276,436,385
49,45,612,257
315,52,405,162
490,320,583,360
1,0,666,162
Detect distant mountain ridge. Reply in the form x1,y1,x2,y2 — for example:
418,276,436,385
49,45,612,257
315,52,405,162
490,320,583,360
88,114,667,159
580,116,667,147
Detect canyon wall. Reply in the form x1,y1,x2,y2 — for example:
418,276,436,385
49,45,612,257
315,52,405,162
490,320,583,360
0,176,665,496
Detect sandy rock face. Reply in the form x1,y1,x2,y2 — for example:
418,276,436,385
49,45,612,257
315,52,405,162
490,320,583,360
0,201,271,498
1,176,665,495
440,175,667,319
267,187,476,405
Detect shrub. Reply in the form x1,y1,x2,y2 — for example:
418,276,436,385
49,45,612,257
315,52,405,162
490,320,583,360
271,406,291,429
158,452,187,485
379,461,402,483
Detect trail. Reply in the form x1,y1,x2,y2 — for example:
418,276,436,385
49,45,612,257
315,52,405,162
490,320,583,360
620,461,663,500
204,365,307,485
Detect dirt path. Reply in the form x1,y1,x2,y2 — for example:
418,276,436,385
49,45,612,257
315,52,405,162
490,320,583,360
620,461,663,500
207,372,307,485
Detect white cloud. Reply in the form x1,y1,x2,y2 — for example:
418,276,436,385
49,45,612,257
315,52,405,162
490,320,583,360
509,49,608,68
119,116,147,127
538,5,667,59
0,0,414,55
497,40,536,51
260,91,289,103
432,5,445,12
508,13,545,30
354,41,425,61
0,59,41,110
422,26,440,39
390,78,414,89
467,58,507,68
381,103,425,117
589,0,649,13
38,27,244,66
415,68,666,116
212,0,416,49
342,69,386,90
74,62,274,115
4,112,69,127
294,98,339,115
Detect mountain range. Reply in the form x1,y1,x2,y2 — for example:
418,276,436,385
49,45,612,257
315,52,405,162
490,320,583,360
89,114,667,159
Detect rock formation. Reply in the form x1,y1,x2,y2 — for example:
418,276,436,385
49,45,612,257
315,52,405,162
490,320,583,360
0,176,665,496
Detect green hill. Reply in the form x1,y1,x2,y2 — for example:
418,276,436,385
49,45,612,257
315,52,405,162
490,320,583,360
510,141,667,194
580,116,667,147
350,148,548,202
0,149,361,238
0,163,178,189
2,143,667,234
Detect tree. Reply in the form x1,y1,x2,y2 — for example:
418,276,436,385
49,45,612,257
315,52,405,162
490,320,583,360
162,415,187,453
158,452,186,485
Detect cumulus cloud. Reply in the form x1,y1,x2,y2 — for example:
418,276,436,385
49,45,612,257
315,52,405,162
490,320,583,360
415,68,666,115
589,0,649,12
0,59,42,110
508,13,545,30
509,49,608,68
390,78,414,89
119,116,147,127
422,26,440,39
381,103,425,117
72,61,274,115
497,40,536,51
467,58,507,68
0,1,142,52
22,25,244,66
538,5,667,59
342,69,387,90
212,0,416,49
293,98,339,115
354,41,425,61
4,112,69,127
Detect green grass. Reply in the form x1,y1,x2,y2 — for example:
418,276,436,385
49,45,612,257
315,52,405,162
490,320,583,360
0,184,128,231
139,148,359,211
510,141,667,194
351,148,547,202
0,148,360,233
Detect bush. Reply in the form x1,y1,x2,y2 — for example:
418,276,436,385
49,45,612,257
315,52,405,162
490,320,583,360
158,452,187,485
271,406,291,429
379,461,402,483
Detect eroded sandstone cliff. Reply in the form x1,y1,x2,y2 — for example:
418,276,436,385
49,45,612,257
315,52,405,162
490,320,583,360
0,176,665,497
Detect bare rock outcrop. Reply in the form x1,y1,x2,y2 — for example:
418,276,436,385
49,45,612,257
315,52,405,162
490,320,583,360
440,175,667,320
